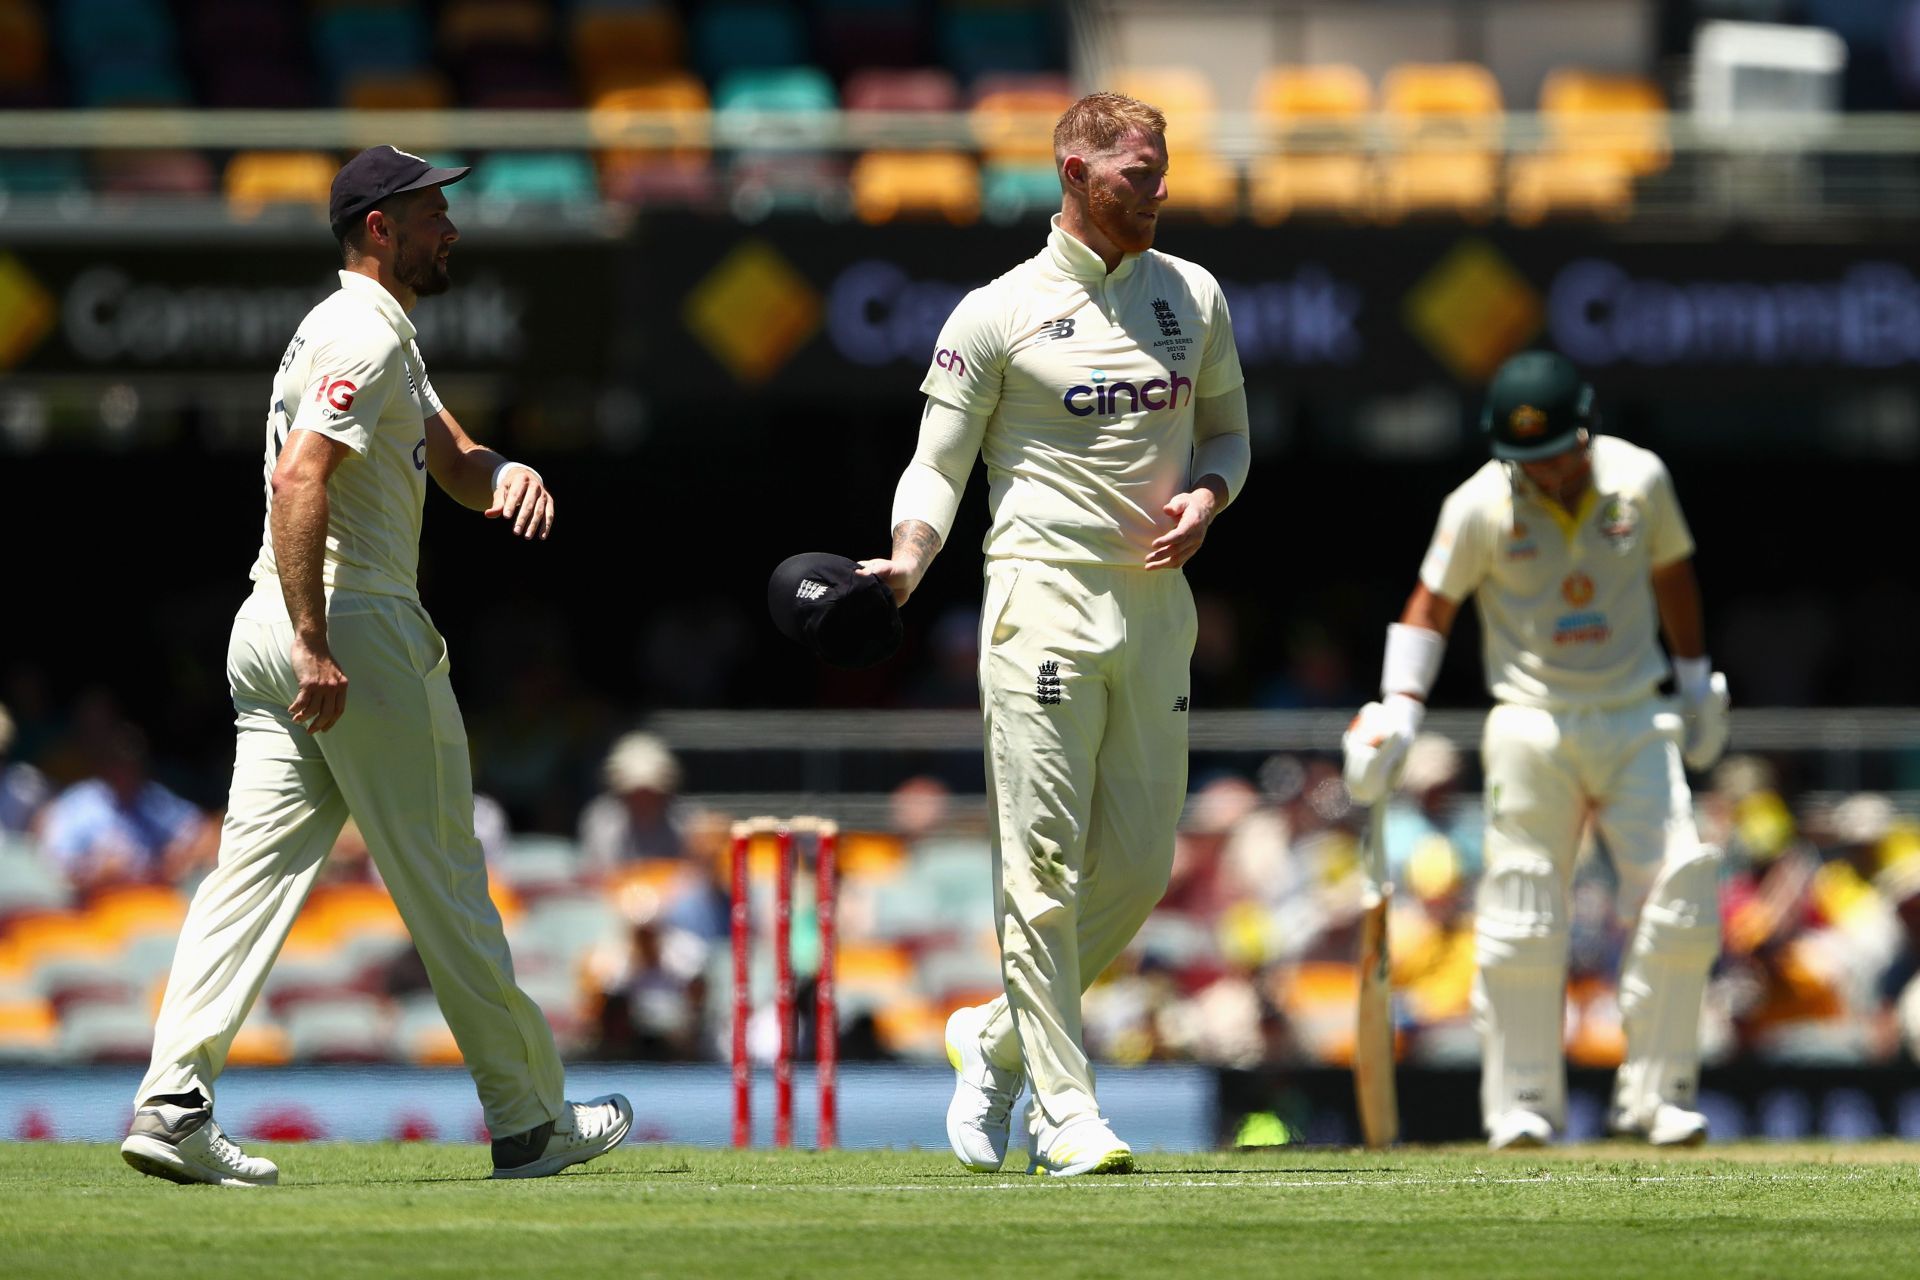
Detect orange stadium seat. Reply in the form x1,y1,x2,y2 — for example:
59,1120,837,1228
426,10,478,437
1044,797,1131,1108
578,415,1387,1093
591,75,715,205
0,0,48,88
86,885,187,944
342,69,454,111
1248,64,1374,224
224,151,339,217
572,6,686,100
1378,62,1502,222
1111,67,1239,223
850,150,981,225
0,997,56,1053
439,0,551,54
1507,69,1667,226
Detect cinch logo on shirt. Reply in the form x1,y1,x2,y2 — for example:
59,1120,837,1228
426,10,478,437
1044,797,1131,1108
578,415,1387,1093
1062,368,1192,417
934,348,967,379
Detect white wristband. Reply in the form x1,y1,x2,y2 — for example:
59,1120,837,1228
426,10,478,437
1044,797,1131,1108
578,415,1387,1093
1382,623,1445,700
1673,655,1712,702
491,459,541,491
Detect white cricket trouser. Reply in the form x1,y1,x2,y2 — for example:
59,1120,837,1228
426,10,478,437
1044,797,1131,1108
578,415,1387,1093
136,581,564,1137
967,558,1195,1129
1474,696,1717,1129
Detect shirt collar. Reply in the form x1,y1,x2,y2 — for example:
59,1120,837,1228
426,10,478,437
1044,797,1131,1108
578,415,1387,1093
1046,214,1141,283
337,269,417,342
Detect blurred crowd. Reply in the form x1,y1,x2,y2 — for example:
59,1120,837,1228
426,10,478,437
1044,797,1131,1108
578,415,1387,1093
7,676,1920,1073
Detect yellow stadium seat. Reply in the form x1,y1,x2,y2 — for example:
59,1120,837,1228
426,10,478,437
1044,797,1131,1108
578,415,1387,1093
226,1022,293,1067
1507,70,1666,226
1378,63,1502,222
1248,64,1374,224
224,151,338,218
872,995,945,1057
850,151,980,225
1110,67,1239,222
971,83,1075,165
574,7,686,100
0,998,56,1050
591,76,712,202
837,832,906,880
343,70,454,112
87,885,187,943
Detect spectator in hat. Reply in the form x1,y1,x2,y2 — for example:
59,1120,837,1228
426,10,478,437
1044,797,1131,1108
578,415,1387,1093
579,732,687,873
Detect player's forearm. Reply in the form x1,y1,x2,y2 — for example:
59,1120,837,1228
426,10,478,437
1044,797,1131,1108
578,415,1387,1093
269,477,331,642
1652,559,1706,658
890,519,943,584
435,443,505,511
1190,387,1250,509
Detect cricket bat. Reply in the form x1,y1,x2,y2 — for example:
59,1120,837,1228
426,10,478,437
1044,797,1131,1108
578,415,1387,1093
1353,802,1398,1149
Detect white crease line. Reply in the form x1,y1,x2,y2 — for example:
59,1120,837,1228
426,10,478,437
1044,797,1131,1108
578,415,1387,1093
681,1169,1883,1194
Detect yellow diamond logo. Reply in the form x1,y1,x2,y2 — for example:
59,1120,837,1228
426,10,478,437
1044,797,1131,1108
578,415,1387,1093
683,240,820,385
0,253,55,370
1403,240,1542,383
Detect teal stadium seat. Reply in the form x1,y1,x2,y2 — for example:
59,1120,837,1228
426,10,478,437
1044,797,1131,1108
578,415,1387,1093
983,162,1062,222
715,66,844,218
0,837,71,913
471,152,599,204
315,6,431,84
692,2,809,82
938,6,1056,82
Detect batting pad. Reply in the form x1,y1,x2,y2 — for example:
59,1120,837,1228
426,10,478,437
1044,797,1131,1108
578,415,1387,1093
1613,846,1722,1129
1473,853,1570,1131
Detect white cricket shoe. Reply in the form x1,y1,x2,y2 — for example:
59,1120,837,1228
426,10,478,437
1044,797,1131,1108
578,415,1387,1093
1024,1102,1134,1177
1642,1104,1709,1148
1487,1109,1554,1151
490,1094,633,1179
121,1101,278,1187
944,1004,1023,1172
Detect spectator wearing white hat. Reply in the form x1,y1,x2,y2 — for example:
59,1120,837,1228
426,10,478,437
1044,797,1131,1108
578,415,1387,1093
578,732,686,875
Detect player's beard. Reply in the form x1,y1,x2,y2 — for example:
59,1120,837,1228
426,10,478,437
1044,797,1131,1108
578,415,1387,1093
1088,177,1155,254
394,231,452,298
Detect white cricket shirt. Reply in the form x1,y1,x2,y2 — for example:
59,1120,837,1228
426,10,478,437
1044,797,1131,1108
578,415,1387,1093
1419,435,1696,710
249,270,445,603
919,215,1244,566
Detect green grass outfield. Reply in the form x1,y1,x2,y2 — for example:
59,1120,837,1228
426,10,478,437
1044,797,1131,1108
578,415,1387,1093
6,1141,1920,1278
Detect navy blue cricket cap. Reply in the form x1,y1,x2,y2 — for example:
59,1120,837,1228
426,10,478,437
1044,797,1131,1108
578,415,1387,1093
768,552,903,670
329,145,470,238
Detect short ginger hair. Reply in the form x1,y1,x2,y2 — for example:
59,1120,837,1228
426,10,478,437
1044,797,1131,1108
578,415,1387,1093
1052,91,1167,166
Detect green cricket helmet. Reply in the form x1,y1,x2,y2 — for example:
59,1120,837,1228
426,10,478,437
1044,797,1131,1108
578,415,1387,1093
1480,350,1594,461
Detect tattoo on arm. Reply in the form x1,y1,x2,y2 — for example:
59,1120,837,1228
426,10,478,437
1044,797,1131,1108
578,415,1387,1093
892,520,941,565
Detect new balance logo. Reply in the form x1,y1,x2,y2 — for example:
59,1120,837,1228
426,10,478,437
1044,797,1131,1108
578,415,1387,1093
795,580,828,601
1036,660,1063,705
1037,318,1075,342
1172,696,1189,712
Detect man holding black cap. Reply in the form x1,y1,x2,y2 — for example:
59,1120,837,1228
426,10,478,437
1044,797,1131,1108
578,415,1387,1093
120,146,630,1186
860,93,1251,1176
1342,349,1729,1151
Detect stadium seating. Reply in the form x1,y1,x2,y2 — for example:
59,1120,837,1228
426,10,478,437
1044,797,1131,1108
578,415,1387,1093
571,3,685,100
343,70,455,111
1112,67,1240,222
92,148,216,197
1248,65,1375,224
691,2,810,84
470,151,598,204
716,66,845,219
849,150,980,224
592,75,717,205
817,0,926,79
1507,69,1667,226
971,74,1072,222
0,0,50,102
1377,62,1503,221
224,151,339,217
937,4,1056,83
843,68,960,114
